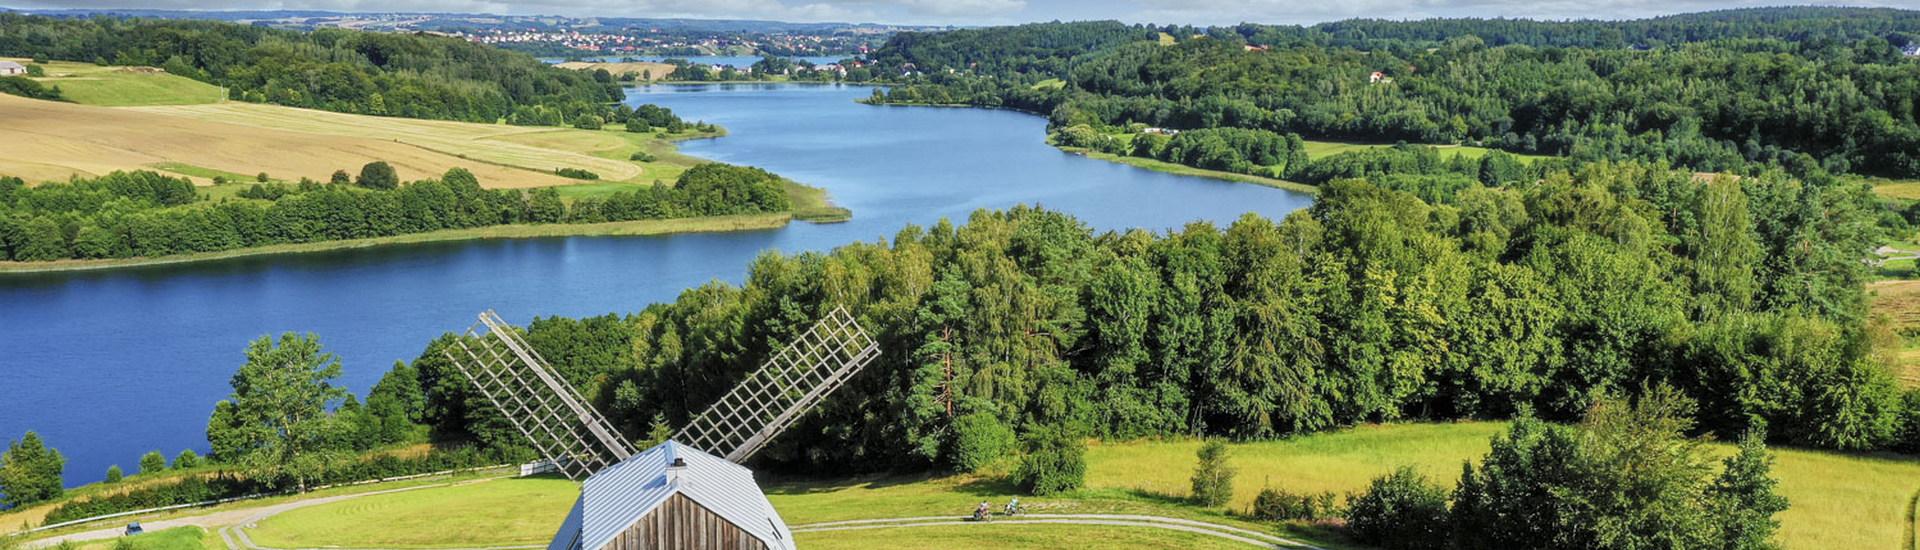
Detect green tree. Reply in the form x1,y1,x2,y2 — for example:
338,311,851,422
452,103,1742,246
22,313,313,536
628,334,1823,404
172,449,201,469
329,170,351,185
1708,427,1788,549
1013,424,1085,496
947,411,1016,473
0,432,65,508
356,161,399,190
1346,466,1451,550
138,451,166,475
1189,439,1236,507
104,465,122,483
203,333,351,491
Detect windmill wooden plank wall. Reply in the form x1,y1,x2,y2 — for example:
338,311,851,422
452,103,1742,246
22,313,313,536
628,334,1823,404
604,494,770,550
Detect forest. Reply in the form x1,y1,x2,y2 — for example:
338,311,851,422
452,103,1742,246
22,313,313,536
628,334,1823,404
0,14,625,124
0,164,792,262
328,160,1920,477
866,9,1920,178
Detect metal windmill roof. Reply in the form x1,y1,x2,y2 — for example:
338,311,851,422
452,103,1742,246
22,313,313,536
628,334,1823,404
556,440,796,550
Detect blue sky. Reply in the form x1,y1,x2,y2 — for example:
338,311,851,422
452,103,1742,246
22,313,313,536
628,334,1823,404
6,0,1916,26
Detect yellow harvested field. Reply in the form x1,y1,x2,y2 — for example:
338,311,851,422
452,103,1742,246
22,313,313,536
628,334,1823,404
0,94,637,188
555,61,677,81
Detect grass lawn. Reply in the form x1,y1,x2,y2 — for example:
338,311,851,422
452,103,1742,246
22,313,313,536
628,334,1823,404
1870,279,1920,387
796,523,1261,549
13,59,226,107
222,423,1920,550
68,526,216,550
247,478,577,549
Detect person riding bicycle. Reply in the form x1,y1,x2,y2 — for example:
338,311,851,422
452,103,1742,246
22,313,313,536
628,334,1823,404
974,500,992,520
1004,497,1021,515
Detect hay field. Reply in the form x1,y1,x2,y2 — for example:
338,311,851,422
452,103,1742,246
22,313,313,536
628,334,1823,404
555,60,677,81
10,58,226,107
0,94,635,188
1870,279,1920,387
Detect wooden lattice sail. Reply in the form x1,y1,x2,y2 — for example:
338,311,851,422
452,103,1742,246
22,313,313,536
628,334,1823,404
677,306,881,462
443,310,635,480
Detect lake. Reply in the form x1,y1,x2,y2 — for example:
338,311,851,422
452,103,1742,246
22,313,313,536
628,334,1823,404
0,83,1312,487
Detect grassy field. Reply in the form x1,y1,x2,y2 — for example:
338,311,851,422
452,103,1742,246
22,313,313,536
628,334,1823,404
12,58,226,107
1872,180,1920,201
1298,140,1553,163
0,214,791,274
67,526,215,550
1870,279,1920,387
795,523,1261,549
247,478,577,549
209,422,1920,550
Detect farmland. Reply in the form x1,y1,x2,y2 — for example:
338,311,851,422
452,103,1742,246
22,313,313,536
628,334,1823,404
554,60,678,81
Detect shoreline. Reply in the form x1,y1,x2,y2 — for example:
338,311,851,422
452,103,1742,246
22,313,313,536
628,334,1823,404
1054,145,1320,195
0,214,792,274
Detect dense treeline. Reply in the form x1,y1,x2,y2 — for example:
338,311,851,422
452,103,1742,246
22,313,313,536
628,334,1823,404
871,21,1159,78
370,162,1918,476
868,9,1920,178
0,14,623,124
0,164,791,262
1299,7,1920,50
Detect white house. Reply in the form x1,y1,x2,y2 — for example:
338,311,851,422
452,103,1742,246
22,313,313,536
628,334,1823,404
0,61,26,76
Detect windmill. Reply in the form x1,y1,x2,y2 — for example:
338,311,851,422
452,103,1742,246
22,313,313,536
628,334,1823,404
442,306,880,550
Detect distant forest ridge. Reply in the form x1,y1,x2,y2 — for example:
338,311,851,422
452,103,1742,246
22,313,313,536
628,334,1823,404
865,7,1920,179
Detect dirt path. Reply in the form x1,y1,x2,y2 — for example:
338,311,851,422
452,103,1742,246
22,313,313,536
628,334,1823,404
790,514,1327,549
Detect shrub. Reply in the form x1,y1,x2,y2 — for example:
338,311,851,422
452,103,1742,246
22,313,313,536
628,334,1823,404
173,450,201,469
629,151,657,162
256,172,270,183
31,54,49,64
947,411,1016,473
1251,487,1338,521
24,64,44,77
0,76,62,100
1013,424,1085,496
356,161,398,190
1190,439,1236,507
1896,390,1920,454
329,170,351,185
105,465,123,483
555,168,600,180
572,114,604,130
1345,466,1451,549
138,451,166,475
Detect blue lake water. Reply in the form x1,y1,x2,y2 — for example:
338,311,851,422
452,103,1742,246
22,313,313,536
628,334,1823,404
0,83,1312,487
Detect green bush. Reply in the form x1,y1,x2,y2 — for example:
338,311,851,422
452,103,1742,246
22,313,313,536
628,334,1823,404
24,64,44,77
1345,466,1451,549
1251,487,1338,521
356,161,398,190
629,151,657,162
555,168,600,180
1893,389,1920,454
947,411,1015,473
173,450,201,469
572,114,604,130
1190,439,1235,507
138,451,166,475
104,465,123,483
1013,425,1085,496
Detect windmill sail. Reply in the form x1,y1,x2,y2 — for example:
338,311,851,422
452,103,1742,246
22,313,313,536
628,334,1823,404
678,306,881,463
443,310,635,480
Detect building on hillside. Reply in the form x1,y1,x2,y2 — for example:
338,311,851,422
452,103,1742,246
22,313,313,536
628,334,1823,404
1369,71,1392,84
0,61,26,76
547,441,796,550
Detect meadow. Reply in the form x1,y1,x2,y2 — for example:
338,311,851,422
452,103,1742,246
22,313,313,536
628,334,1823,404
554,60,678,81
185,423,1920,550
13,58,226,107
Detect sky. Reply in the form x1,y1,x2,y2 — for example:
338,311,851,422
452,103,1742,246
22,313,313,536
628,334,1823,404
3,0,1917,26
